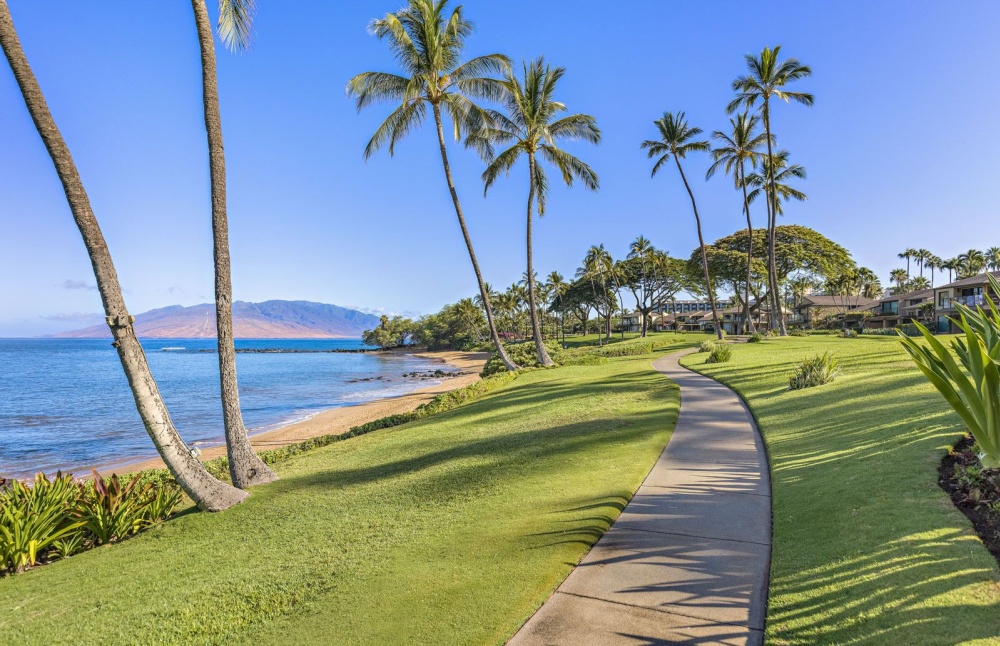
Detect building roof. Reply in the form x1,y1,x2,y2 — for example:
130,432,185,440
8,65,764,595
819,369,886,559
797,295,876,309
937,271,1000,290
873,288,933,306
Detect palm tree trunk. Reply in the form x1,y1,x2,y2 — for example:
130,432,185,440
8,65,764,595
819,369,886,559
191,0,276,489
674,158,722,340
762,100,786,335
739,162,756,334
524,153,553,366
0,0,246,512
431,103,517,371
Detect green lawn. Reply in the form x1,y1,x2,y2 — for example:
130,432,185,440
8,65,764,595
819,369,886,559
558,329,700,349
1,339,693,645
683,336,1000,645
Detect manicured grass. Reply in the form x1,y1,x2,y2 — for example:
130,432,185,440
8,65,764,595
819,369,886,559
0,341,693,645
559,329,699,349
682,336,1000,644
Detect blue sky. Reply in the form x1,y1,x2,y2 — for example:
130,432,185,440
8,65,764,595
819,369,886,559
1,1,998,336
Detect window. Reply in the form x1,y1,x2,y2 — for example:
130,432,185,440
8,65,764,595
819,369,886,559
880,301,898,315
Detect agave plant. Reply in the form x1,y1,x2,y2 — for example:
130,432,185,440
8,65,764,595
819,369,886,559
900,276,1000,468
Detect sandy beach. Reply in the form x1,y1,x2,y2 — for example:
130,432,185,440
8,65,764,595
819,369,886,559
104,350,489,476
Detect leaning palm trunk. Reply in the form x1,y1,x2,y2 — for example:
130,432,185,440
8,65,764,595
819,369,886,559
431,104,517,370
525,155,553,365
739,164,756,334
0,0,246,511
191,0,276,488
674,159,723,340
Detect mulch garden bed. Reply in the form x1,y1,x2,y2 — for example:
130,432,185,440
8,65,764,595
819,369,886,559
939,435,1000,562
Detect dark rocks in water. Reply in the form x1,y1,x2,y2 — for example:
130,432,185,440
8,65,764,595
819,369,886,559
346,375,390,384
401,369,466,379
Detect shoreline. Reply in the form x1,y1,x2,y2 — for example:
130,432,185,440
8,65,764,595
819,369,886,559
93,350,489,477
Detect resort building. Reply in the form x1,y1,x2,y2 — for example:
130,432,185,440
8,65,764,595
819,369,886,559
863,288,934,330
654,299,727,315
932,271,1000,332
793,294,877,328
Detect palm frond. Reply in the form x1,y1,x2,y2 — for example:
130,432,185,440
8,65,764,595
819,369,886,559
363,99,426,159
540,145,599,191
218,0,256,52
346,72,414,111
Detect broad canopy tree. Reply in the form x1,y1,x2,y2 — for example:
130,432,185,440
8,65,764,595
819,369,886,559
617,239,686,337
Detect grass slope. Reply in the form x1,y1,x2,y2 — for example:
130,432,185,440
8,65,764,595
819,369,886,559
1,339,691,645
683,336,1000,645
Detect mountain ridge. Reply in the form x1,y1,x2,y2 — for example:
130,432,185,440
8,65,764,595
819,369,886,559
52,300,381,339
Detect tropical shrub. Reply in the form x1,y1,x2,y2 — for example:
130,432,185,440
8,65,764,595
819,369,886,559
837,328,858,338
789,329,808,337
481,341,563,376
75,471,178,545
788,352,840,390
706,344,733,364
900,283,1000,468
698,340,717,353
0,473,82,573
747,332,763,343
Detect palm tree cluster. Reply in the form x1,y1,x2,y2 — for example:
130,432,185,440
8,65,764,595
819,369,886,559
644,45,812,338
891,247,1000,292
348,1,601,370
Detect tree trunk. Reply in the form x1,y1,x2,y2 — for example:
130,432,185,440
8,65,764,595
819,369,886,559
0,0,246,511
191,0,276,489
525,153,553,366
740,163,756,334
674,158,723,340
761,99,786,335
431,103,517,371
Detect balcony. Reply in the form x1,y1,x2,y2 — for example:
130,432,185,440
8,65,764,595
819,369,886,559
941,295,985,309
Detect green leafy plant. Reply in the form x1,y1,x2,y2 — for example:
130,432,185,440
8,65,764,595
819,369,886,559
788,352,840,390
0,473,83,573
789,329,808,337
837,328,858,338
900,279,1000,467
699,340,717,353
481,341,563,376
706,344,733,363
747,332,764,343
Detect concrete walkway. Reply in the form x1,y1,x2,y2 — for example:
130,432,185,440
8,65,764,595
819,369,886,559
508,350,771,646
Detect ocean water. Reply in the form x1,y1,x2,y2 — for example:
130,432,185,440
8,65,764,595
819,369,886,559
0,339,449,479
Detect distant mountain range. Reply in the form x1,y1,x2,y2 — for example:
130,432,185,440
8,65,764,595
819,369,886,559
52,301,382,339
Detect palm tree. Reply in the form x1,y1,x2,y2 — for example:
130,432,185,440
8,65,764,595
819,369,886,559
190,0,276,488
959,249,987,277
925,254,942,287
889,268,908,292
942,257,958,284
908,276,931,291
745,150,805,315
707,112,768,334
0,0,246,511
986,247,1000,272
347,0,518,371
728,45,812,336
578,244,615,344
641,111,722,340
471,58,600,366
914,248,931,278
856,267,882,300
898,248,916,278
545,271,568,343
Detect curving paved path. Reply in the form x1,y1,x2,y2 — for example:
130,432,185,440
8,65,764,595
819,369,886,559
508,349,771,646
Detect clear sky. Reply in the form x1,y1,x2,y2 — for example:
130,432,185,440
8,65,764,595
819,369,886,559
1,1,998,336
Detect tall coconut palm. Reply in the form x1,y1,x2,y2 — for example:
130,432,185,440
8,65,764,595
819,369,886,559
914,248,931,278
987,247,1000,272
190,0,276,488
0,0,246,511
925,254,942,287
545,271,568,343
889,268,908,292
347,0,518,371
898,248,916,278
641,111,722,340
942,258,958,284
959,249,987,277
469,57,600,366
728,45,812,335
578,244,615,344
707,112,768,333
